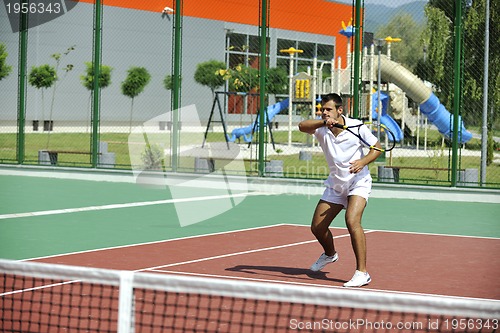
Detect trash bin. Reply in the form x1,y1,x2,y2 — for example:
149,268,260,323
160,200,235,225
377,166,396,182
265,160,284,177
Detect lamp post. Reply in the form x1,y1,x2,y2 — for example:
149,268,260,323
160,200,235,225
373,39,385,143
384,36,402,144
384,36,401,60
280,47,303,147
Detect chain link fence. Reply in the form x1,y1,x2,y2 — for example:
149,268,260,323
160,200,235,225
0,0,498,188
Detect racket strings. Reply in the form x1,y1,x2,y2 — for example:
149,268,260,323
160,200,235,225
331,122,396,152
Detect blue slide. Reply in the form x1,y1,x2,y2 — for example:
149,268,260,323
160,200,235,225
227,99,290,143
377,55,472,143
419,93,473,143
371,91,404,142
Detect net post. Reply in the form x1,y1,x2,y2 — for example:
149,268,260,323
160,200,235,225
118,271,135,333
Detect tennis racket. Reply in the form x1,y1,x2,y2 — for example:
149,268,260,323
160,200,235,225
331,122,396,152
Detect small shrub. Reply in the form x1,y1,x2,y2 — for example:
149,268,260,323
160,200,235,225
141,143,164,170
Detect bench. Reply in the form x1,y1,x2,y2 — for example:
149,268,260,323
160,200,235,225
194,157,272,174
383,166,458,171
378,165,477,185
43,150,93,165
38,142,115,167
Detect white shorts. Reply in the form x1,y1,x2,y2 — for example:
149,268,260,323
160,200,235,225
320,174,372,208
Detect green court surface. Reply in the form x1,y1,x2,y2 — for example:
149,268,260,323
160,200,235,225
0,172,499,260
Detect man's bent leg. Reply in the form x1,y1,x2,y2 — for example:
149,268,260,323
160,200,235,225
311,200,343,256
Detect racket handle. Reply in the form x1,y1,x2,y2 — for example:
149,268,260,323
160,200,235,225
331,123,344,129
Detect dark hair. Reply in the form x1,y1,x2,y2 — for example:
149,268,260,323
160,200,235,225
321,93,343,107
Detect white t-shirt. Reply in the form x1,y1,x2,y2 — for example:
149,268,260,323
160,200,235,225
314,116,378,189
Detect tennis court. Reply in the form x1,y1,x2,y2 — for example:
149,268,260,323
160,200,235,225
1,168,499,332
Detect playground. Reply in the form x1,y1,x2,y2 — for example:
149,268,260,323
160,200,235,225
195,21,488,187
0,0,497,188
1,1,499,331
217,22,472,148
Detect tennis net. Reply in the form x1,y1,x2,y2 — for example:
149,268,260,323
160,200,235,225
1,258,499,332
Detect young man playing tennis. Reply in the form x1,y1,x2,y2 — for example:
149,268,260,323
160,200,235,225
298,93,382,287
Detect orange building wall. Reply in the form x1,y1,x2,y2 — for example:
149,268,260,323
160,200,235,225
79,0,354,58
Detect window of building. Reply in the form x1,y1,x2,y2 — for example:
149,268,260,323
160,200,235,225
297,41,315,58
225,33,334,115
317,43,334,61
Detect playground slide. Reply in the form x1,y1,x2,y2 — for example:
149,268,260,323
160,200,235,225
375,55,472,143
380,114,403,142
226,98,290,143
371,91,404,142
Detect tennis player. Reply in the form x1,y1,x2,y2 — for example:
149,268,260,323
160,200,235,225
298,93,382,287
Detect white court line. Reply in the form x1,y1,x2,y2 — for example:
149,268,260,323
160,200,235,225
282,223,500,240
0,281,76,297
5,229,360,297
155,270,500,303
23,222,499,262
10,225,499,303
23,224,292,261
365,226,500,240
143,231,376,272
140,227,499,303
0,191,268,221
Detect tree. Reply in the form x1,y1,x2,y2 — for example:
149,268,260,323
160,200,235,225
375,13,425,72
80,62,113,132
419,4,452,105
163,74,173,91
216,64,259,92
461,0,500,131
266,67,288,95
421,0,499,169
45,45,75,146
229,65,259,92
194,60,226,96
121,66,151,133
81,62,113,90
28,64,57,127
163,74,181,91
423,0,499,132
415,4,451,86
0,43,13,81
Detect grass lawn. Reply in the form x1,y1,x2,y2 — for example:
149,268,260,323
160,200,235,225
1,131,498,187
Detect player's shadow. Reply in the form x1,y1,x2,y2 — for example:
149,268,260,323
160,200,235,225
225,265,347,284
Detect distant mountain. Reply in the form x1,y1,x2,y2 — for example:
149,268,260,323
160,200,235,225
363,1,428,33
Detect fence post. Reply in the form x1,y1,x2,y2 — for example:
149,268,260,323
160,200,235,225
450,0,463,186
91,0,103,168
16,0,29,165
258,0,269,176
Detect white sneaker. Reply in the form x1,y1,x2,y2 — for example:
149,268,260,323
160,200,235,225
343,270,371,287
310,253,338,272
